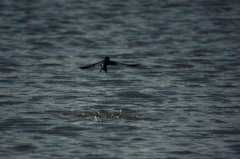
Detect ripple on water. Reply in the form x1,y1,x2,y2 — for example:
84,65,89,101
0,117,50,131
209,129,240,136
116,90,155,99
228,144,240,155
10,143,37,152
0,67,18,73
0,100,25,106
31,125,86,137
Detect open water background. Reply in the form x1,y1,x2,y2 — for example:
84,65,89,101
0,0,240,158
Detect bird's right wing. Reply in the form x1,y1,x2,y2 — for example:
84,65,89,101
79,60,103,69
116,62,141,67
109,60,140,67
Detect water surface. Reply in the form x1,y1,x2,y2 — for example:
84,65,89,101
0,0,240,158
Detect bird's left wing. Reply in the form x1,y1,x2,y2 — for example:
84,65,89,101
79,60,103,69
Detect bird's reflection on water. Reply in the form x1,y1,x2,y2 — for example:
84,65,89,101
47,109,143,121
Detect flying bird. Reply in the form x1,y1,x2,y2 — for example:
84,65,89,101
79,56,140,72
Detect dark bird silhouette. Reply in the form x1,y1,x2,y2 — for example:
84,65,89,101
79,56,140,72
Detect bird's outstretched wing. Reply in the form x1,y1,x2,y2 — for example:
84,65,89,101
109,61,118,65
120,63,140,67
111,61,140,67
79,60,103,69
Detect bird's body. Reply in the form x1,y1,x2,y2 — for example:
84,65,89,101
80,56,139,72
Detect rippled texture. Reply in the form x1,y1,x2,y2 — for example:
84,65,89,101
0,0,240,158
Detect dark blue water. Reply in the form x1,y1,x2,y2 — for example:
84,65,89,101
1,0,240,158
